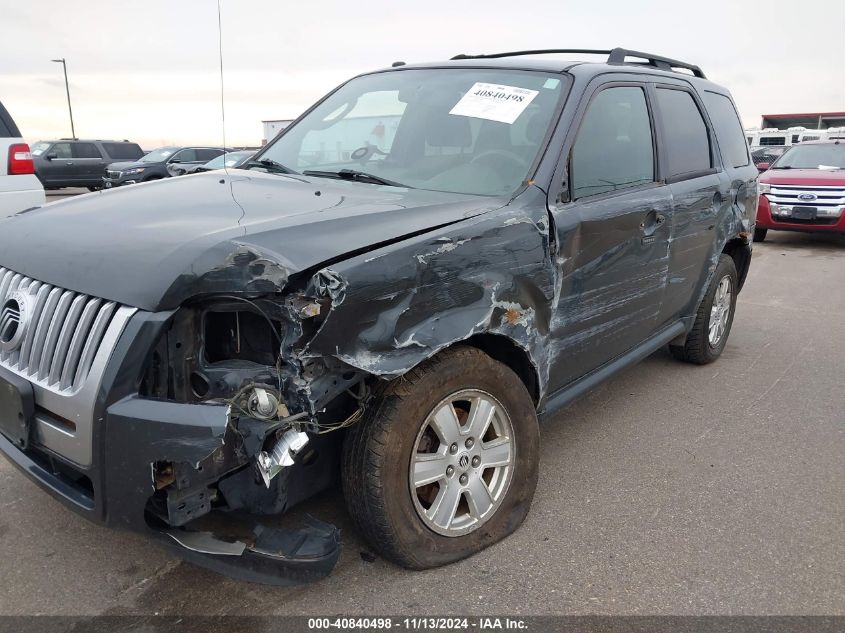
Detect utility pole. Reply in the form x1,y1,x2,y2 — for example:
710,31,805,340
50,58,75,139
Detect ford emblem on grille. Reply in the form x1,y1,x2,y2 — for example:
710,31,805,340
0,291,31,353
797,193,818,202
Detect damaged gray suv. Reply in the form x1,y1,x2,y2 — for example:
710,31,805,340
0,48,757,584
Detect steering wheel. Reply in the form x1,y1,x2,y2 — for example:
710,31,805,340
351,144,389,163
469,149,527,172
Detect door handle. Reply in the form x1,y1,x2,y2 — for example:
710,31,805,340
640,212,667,244
640,212,666,232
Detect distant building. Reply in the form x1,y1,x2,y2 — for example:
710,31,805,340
760,112,845,130
262,119,294,145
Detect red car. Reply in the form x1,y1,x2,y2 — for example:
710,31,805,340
755,140,845,241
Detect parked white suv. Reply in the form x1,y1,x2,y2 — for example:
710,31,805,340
0,101,45,215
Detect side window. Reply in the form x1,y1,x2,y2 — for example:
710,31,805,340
51,143,72,158
655,88,711,177
702,91,750,168
172,149,197,162
71,142,102,159
102,142,144,159
197,149,224,161
571,86,655,200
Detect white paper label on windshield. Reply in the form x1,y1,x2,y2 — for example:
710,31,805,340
449,82,539,124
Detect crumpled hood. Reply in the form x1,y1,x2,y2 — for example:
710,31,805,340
0,170,497,311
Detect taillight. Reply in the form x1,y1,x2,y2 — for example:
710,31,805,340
8,143,35,175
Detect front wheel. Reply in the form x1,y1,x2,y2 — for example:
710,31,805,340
342,347,539,569
754,227,767,242
670,254,738,365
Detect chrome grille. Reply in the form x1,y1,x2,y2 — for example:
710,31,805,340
0,267,119,393
106,170,121,179
768,184,845,208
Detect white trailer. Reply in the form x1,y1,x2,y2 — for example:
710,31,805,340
262,119,294,145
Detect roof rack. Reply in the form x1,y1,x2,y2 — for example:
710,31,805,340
450,47,706,79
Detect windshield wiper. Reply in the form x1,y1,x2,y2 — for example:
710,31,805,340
243,158,298,174
770,165,792,169
302,169,411,188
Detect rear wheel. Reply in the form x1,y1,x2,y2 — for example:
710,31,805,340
670,254,738,365
754,227,767,242
342,346,539,569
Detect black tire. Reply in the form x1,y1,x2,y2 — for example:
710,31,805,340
754,227,767,242
670,254,738,365
342,346,539,570
144,175,163,182
87,186,100,192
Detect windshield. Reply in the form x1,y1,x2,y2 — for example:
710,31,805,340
255,68,569,196
30,142,51,156
773,143,845,169
205,151,253,169
140,147,177,163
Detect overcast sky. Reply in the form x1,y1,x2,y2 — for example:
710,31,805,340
1,0,843,148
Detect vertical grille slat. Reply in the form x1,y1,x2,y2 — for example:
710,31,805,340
17,283,52,370
27,287,63,375
48,294,88,386
73,302,116,390
6,280,40,368
0,268,129,396
59,298,102,391
0,273,23,364
37,291,75,381
0,268,13,303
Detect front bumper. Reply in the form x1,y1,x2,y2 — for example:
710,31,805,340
757,194,845,233
0,310,341,585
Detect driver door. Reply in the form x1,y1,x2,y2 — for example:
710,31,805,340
546,81,674,392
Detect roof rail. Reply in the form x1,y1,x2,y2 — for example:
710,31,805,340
606,48,705,78
450,47,706,79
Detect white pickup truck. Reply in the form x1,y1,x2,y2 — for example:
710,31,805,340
0,101,45,215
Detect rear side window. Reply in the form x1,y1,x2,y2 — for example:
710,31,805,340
0,102,21,138
655,88,711,177
72,142,102,158
702,92,750,168
102,142,144,160
196,148,225,161
759,136,785,146
172,148,198,162
571,86,655,200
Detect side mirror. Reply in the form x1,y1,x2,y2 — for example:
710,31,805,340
169,158,182,164
45,152,57,161
756,162,770,172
